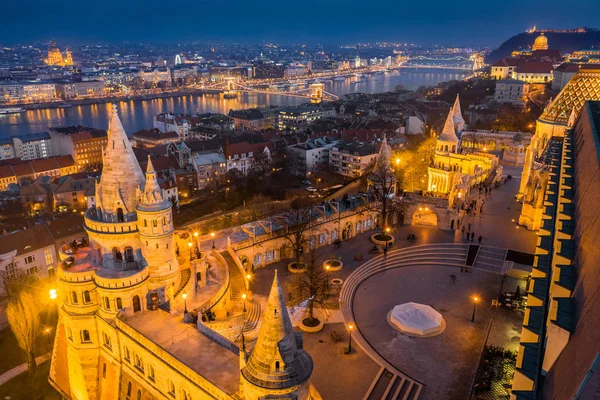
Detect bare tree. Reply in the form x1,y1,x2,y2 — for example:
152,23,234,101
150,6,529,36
7,290,42,373
276,197,315,266
289,248,330,326
367,157,403,235
249,149,272,176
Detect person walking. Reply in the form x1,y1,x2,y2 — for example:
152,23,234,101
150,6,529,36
468,222,472,232
478,235,483,244
471,232,475,242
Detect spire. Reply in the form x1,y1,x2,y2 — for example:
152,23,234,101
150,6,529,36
242,271,313,390
451,94,465,133
374,134,391,170
438,108,459,145
98,104,145,215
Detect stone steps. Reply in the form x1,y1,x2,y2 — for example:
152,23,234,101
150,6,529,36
243,299,261,332
173,268,191,299
473,246,507,274
220,251,246,301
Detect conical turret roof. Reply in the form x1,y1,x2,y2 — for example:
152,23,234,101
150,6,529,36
452,94,465,129
438,108,459,144
374,134,392,170
138,156,170,211
242,271,313,389
98,104,145,215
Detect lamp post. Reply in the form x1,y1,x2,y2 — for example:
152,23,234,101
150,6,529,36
188,241,193,260
49,288,58,300
325,264,330,293
211,232,215,249
471,296,479,322
348,324,354,353
385,227,391,249
242,293,247,313
182,293,188,314
246,274,252,291
43,326,52,347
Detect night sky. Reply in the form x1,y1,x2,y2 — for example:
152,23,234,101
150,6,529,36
2,0,599,46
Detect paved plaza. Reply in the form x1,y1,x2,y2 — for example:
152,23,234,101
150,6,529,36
353,265,503,400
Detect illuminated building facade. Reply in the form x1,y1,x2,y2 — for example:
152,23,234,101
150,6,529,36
45,41,74,67
427,96,500,203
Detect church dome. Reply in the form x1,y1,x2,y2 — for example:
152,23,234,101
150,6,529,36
533,33,548,51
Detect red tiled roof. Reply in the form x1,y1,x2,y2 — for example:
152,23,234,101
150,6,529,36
0,165,15,179
0,225,55,256
516,61,554,74
11,163,34,177
530,49,562,63
492,58,521,67
55,155,75,168
70,132,94,142
30,158,59,173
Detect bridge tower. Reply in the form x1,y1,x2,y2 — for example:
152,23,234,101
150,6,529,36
309,83,324,104
223,77,237,99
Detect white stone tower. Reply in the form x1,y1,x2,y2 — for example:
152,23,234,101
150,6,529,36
241,271,315,399
137,156,180,298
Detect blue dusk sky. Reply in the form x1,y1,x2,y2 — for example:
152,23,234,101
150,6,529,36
1,0,599,46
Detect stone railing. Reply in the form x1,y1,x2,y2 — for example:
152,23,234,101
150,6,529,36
197,320,240,355
198,250,230,314
94,268,149,289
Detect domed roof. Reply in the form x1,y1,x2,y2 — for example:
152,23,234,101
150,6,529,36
533,33,548,51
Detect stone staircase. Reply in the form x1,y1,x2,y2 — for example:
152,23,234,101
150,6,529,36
174,268,191,299
473,246,508,274
219,251,261,334
340,243,471,400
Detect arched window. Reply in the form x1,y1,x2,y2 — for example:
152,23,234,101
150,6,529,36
148,365,155,382
83,291,91,304
126,382,132,398
168,380,175,396
104,297,111,310
134,354,143,371
275,361,280,372
163,216,166,225
71,291,78,304
117,208,124,223
144,219,147,227
124,247,134,263
152,219,157,228
116,297,123,309
47,267,55,278
136,390,141,400
124,347,131,361
81,330,91,343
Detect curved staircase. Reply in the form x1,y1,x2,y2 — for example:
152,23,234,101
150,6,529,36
340,243,470,400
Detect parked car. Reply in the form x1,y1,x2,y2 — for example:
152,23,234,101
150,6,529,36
302,180,312,185
306,186,317,192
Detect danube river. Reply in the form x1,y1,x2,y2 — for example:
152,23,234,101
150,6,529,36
0,69,468,137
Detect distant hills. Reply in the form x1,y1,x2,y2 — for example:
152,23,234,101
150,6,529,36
485,28,600,64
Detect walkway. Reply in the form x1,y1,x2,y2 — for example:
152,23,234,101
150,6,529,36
0,353,51,386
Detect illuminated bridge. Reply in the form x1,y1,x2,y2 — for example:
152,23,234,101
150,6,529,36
197,78,339,103
399,55,484,72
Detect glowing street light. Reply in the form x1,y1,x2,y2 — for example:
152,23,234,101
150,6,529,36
49,289,58,300
188,241,193,260
348,323,354,352
242,292,247,313
182,293,188,314
471,296,479,322
211,232,215,249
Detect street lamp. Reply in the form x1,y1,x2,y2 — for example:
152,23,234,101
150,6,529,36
395,157,401,166
43,326,52,347
242,292,247,313
211,232,215,249
471,296,479,322
188,241,193,260
182,293,188,314
246,274,252,291
325,264,330,292
49,288,58,300
385,227,391,249
348,323,354,353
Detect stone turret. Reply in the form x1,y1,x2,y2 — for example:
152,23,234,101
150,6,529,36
96,104,144,219
438,108,459,153
451,94,465,134
241,271,314,399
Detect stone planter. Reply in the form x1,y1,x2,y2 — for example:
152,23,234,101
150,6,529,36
299,317,324,333
288,262,307,274
371,233,395,246
323,259,343,272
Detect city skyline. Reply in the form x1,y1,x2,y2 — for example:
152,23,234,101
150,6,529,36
1,0,599,46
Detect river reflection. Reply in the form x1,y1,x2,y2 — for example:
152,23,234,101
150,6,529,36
0,69,468,137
